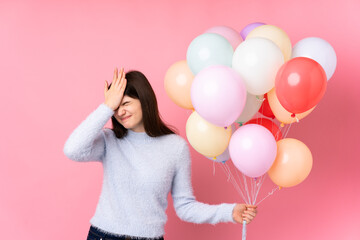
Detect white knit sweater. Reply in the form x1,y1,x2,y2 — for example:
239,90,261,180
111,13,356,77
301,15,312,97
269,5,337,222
63,103,236,238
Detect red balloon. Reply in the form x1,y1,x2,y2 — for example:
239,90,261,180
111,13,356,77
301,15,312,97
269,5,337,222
275,57,327,113
246,118,283,141
259,93,275,119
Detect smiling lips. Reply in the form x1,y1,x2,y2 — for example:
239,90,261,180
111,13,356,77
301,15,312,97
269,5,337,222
121,116,131,122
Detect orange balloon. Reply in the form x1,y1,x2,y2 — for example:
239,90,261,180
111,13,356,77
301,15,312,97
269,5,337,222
267,88,315,124
268,138,313,188
164,60,194,109
186,111,232,158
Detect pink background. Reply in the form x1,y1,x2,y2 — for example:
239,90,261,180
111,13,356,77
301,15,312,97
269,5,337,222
1,0,359,239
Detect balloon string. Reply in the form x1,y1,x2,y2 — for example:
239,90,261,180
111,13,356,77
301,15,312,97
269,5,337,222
256,186,280,205
232,163,248,203
226,162,245,195
251,177,255,204
252,177,258,204
233,164,249,204
213,161,216,176
220,163,248,203
226,164,249,204
274,126,282,141
249,176,254,204
241,172,251,204
284,123,293,138
254,174,267,204
242,220,247,240
226,163,250,204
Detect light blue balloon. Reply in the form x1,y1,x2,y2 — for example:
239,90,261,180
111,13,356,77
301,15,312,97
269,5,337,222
186,33,234,75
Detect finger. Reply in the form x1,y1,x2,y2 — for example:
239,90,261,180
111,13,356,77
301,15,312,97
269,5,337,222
245,213,255,221
118,69,125,87
117,67,123,82
104,80,108,94
243,216,251,224
120,78,127,93
245,211,256,218
116,68,124,87
113,68,118,82
119,67,124,81
246,205,257,209
247,208,258,214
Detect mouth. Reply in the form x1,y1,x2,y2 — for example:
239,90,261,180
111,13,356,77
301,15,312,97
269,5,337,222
120,115,131,122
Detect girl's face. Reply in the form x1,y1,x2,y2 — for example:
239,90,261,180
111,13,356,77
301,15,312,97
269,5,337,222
114,95,144,132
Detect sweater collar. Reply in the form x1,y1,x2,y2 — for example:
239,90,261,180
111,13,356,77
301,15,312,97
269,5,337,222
126,129,154,144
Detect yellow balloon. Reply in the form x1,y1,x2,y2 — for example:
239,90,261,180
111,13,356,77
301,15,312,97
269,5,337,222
246,25,292,61
267,88,315,124
268,138,313,188
164,60,194,109
186,111,232,158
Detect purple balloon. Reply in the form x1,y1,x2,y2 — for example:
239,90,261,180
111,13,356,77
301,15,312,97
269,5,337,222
229,124,277,178
191,65,247,127
240,22,266,40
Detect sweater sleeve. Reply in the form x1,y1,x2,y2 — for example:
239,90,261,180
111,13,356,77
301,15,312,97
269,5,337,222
63,103,115,162
171,141,237,225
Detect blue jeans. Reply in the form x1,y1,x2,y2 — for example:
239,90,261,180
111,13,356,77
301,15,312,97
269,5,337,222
86,225,164,240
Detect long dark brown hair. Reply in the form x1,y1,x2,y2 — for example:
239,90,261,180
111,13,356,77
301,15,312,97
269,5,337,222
108,70,177,138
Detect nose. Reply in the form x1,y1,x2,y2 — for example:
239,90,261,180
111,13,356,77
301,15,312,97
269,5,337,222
117,106,126,116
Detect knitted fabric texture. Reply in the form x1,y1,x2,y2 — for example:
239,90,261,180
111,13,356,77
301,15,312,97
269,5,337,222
64,103,236,238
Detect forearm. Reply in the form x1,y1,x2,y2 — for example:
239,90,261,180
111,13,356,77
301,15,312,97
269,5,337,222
173,196,236,224
63,103,114,161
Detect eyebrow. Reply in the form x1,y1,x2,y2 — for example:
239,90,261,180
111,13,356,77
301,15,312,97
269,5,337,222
122,101,131,105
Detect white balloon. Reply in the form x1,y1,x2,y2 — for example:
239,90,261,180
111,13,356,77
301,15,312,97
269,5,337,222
236,92,264,124
232,38,284,95
187,33,234,75
292,37,337,80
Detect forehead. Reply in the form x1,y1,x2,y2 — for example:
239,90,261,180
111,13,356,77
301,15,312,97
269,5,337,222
122,95,136,102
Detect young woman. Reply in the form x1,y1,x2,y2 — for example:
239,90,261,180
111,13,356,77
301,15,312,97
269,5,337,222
64,68,257,240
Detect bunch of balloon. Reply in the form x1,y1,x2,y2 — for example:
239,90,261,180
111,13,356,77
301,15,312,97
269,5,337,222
164,22,336,240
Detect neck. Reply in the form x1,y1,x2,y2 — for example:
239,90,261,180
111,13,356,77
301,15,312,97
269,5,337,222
129,125,145,132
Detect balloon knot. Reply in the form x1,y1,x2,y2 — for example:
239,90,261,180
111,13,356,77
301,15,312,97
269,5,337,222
291,113,296,118
238,122,243,127
213,157,217,160
280,123,285,127
256,95,266,101
224,126,227,129
279,186,282,190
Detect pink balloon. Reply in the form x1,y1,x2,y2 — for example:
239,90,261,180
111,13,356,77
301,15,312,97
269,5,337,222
229,124,277,178
205,26,243,50
240,22,266,40
191,65,247,127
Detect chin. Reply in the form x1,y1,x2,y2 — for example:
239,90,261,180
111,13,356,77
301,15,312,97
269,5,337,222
122,124,133,130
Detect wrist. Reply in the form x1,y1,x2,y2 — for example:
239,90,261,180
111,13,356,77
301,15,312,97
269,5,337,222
104,102,116,111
